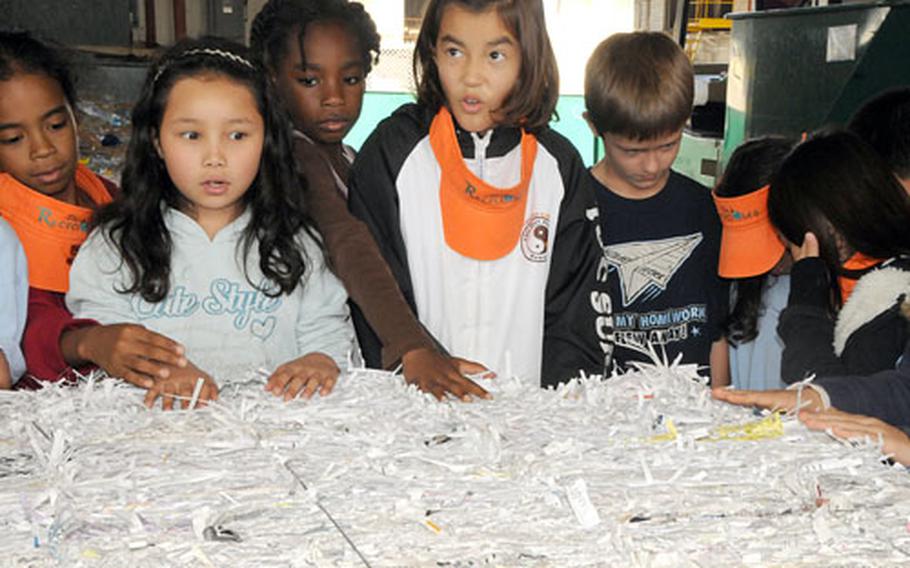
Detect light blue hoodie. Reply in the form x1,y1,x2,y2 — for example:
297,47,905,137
67,208,356,383
0,217,28,382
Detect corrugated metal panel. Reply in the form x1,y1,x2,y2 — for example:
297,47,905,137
2,0,133,47
207,0,246,44
723,0,910,160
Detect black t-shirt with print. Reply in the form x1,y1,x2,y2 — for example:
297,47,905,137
593,170,727,374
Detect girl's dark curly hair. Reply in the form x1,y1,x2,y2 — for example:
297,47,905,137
249,0,380,75
0,30,76,108
94,37,320,302
715,137,794,345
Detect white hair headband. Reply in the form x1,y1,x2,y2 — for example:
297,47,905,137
152,47,256,85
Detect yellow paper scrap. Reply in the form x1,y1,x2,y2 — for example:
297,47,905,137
425,519,442,534
703,412,784,442
647,419,678,443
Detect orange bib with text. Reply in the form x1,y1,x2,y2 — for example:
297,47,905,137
0,164,113,293
429,107,538,261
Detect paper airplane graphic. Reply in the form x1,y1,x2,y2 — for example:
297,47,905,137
604,233,703,307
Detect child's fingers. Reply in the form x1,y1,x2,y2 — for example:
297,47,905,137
134,327,185,356
802,232,820,257
135,342,188,369
790,232,820,261
196,383,211,408
319,373,338,396
161,379,189,410
801,409,882,430
820,408,855,418
192,380,218,408
831,420,880,435
127,355,172,380
205,380,219,401
447,373,491,401
433,355,492,400
270,357,338,400
801,412,910,462
828,425,879,441
713,388,796,411
428,382,448,400
756,391,797,411
798,409,836,424
302,372,323,399
283,375,308,400
816,421,882,440
162,383,177,411
452,357,496,379
412,376,446,400
144,385,161,408
266,367,293,395
834,412,886,428
122,370,156,389
438,375,474,401
725,391,760,406
175,379,197,410
710,387,751,403
411,372,487,402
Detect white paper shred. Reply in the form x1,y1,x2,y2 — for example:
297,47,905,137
2,360,910,566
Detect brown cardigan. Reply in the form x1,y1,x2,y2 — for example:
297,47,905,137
294,138,434,368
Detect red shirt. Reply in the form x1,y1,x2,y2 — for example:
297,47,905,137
0,167,118,387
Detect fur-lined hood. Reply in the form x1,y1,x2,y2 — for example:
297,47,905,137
834,264,910,356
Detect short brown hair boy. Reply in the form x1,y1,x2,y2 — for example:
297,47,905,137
584,31,693,140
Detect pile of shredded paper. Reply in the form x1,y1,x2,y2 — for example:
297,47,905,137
3,359,910,567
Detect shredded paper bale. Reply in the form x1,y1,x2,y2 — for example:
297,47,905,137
77,99,131,183
2,361,910,567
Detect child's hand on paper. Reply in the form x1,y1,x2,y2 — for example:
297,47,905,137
266,352,340,401
144,361,218,410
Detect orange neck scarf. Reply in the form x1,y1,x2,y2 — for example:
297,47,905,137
429,107,538,260
838,252,883,304
0,164,113,292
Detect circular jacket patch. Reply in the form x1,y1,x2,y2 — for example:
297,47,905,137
520,214,551,262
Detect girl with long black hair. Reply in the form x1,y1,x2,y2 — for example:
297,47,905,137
249,0,492,401
714,130,910,426
713,137,794,390
769,130,910,383
67,38,355,409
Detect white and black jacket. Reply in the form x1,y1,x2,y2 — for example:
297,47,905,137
779,256,910,383
348,103,612,388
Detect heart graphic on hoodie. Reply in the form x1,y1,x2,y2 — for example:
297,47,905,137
251,316,277,341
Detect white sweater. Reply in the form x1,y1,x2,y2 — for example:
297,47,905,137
67,209,355,383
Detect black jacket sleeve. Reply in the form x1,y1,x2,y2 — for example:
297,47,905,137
780,258,910,383
538,131,612,387
817,340,910,427
777,257,845,383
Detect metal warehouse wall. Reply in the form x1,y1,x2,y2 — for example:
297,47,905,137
2,0,133,47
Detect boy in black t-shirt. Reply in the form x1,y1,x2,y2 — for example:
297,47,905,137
584,32,729,385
